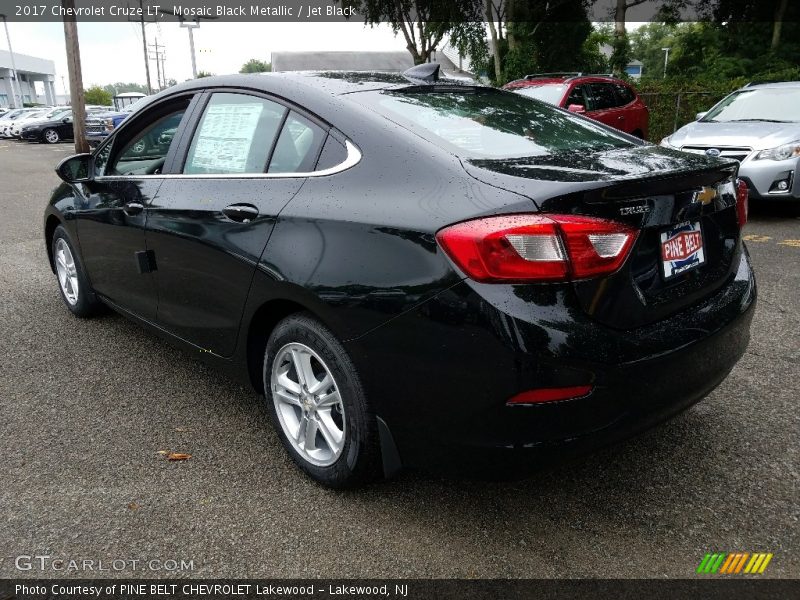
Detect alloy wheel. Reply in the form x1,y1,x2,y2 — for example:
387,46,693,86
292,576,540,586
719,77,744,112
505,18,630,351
44,129,59,143
54,238,79,305
271,342,346,467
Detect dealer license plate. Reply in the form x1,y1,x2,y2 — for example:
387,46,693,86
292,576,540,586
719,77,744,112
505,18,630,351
660,221,706,279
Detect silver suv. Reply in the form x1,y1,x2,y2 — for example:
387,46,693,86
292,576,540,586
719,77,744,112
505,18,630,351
661,82,800,201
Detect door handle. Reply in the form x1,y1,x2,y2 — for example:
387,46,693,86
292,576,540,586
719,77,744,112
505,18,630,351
618,116,625,121
223,203,259,223
124,202,144,215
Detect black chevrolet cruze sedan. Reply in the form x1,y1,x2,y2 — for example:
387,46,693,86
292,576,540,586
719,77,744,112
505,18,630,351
44,65,755,487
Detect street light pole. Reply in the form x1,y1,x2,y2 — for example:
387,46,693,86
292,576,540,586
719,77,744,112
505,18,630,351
0,14,22,108
662,47,671,79
180,18,200,79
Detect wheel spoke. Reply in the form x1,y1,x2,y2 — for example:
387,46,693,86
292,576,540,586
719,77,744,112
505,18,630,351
276,365,302,395
303,417,319,451
316,390,341,408
274,387,301,407
317,411,343,451
295,414,308,443
308,373,332,395
290,349,309,387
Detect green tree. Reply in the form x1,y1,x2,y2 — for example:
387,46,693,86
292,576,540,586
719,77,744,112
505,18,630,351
347,0,483,65
240,59,272,73
84,85,112,106
196,71,214,78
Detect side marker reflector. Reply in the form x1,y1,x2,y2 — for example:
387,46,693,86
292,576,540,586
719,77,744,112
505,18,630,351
507,385,593,405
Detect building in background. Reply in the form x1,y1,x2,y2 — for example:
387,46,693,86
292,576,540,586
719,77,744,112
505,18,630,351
0,49,57,107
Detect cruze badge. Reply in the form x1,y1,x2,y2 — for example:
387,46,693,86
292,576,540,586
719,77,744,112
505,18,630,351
693,186,717,205
619,204,650,215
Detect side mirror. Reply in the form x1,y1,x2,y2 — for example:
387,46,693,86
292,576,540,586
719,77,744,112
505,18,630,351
567,103,586,114
56,153,92,184
695,111,707,121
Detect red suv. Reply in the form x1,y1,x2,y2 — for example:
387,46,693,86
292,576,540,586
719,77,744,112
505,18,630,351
504,73,649,140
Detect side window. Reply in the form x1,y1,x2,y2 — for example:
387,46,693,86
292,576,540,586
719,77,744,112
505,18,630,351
565,85,587,109
315,135,347,171
108,106,187,176
268,111,326,174
589,84,621,110
184,93,286,175
93,143,112,177
614,84,635,106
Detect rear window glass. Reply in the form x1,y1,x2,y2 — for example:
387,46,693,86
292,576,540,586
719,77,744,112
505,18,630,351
361,88,632,159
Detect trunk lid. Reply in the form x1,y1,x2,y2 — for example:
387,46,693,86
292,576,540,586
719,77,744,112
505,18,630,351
463,145,742,329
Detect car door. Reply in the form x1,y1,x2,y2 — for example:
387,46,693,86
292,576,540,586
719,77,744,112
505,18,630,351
58,114,74,140
74,94,198,321
144,90,327,357
585,82,626,132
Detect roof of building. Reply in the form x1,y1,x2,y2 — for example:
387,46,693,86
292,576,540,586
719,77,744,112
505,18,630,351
271,51,415,73
0,49,55,75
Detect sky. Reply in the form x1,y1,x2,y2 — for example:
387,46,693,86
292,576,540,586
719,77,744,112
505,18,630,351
3,21,407,94
3,20,646,96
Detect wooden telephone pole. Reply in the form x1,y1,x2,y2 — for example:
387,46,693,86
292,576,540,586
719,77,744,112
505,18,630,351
62,0,88,153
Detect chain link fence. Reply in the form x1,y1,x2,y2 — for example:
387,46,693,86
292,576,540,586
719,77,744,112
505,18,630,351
639,91,733,143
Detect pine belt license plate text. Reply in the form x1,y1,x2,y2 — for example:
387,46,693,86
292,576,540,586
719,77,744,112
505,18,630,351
660,221,706,279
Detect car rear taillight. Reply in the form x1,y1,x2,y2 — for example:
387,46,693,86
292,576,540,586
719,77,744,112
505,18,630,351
736,178,748,228
435,214,638,282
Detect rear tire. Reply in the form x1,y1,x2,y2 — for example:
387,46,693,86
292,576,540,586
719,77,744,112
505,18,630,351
263,313,381,488
43,128,60,144
51,226,103,317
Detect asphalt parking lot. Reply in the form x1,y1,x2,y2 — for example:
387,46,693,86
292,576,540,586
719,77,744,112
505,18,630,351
1,141,798,579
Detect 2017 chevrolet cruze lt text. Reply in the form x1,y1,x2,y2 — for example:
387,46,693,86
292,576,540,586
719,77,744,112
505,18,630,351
45,65,755,487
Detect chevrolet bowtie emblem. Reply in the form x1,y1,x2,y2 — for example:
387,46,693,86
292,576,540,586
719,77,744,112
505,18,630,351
693,186,717,205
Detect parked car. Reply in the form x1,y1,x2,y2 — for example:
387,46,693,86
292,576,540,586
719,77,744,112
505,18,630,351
45,65,754,487
0,108,45,137
86,96,152,147
12,107,71,139
504,73,649,139
21,111,75,143
661,81,800,201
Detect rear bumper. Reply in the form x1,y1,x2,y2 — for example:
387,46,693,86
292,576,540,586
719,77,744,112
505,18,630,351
349,247,756,471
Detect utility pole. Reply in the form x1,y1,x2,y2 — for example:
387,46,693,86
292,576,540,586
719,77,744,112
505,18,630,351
661,47,671,79
179,18,200,79
61,0,88,153
0,14,22,108
132,0,153,94
148,38,164,90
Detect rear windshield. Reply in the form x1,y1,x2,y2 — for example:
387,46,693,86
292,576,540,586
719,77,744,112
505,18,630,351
360,88,632,159
510,84,567,105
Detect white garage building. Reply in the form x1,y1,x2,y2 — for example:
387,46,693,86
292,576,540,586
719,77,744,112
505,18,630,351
0,49,58,108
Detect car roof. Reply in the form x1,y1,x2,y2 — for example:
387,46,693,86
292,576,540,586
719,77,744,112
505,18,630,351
505,74,625,88
740,80,800,90
165,71,426,97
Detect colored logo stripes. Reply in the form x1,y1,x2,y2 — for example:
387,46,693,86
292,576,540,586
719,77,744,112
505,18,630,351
697,552,773,574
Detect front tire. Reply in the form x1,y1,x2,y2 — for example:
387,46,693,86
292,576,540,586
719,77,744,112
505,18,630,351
51,226,103,317
43,128,60,144
264,313,381,488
